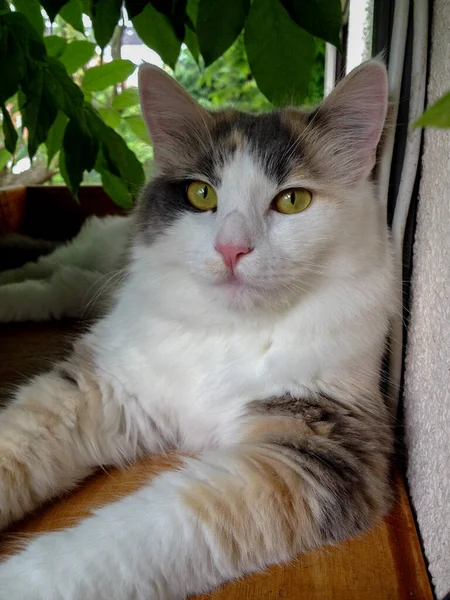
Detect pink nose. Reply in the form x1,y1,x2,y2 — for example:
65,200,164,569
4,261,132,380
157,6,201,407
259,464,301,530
215,243,253,270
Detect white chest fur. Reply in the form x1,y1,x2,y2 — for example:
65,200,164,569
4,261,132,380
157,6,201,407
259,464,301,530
85,264,387,454
90,309,281,449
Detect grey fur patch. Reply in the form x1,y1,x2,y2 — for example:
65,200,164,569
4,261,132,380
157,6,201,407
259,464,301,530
57,366,79,388
136,177,193,243
135,107,315,243
250,392,393,544
202,110,308,186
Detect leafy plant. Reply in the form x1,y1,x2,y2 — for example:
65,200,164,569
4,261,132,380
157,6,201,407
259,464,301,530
175,35,325,112
0,0,342,207
415,91,450,129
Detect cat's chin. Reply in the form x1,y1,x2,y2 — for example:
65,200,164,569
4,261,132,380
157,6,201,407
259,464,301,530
210,275,268,312
211,276,304,315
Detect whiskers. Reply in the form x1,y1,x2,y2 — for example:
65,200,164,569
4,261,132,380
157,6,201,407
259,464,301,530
81,267,128,319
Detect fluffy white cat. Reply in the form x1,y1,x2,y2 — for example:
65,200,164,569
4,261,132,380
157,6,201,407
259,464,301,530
0,60,395,599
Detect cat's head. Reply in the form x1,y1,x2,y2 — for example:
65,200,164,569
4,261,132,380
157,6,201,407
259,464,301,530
135,61,389,314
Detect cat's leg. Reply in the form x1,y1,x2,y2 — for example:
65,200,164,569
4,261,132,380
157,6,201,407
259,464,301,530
0,393,393,600
0,347,156,530
0,267,106,322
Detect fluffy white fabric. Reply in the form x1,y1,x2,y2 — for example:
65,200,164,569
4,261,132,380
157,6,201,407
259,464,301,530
0,215,129,321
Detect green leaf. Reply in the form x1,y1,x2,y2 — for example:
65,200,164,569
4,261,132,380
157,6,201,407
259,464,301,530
40,0,70,21
0,146,12,171
17,88,26,114
0,17,28,103
44,35,67,57
58,146,71,188
100,168,134,209
59,0,85,33
96,147,133,209
149,0,187,41
82,59,136,92
97,107,121,128
244,0,316,105
21,67,58,158
61,115,98,194
132,3,181,69
20,55,84,159
280,0,342,49
1,12,47,79
44,57,85,120
80,0,91,14
124,115,149,141
91,0,122,49
197,0,249,66
111,87,140,110
124,0,148,19
185,0,200,63
12,0,45,36
59,40,96,73
86,105,145,194
1,104,18,153
415,91,450,128
185,26,200,63
45,109,68,164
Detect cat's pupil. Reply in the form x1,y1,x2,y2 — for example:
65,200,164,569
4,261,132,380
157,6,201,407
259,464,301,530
290,191,295,205
202,186,207,199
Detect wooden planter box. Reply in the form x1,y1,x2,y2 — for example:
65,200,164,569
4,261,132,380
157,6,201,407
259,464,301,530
0,185,125,240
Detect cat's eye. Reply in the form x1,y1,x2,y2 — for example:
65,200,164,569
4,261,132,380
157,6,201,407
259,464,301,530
273,188,312,214
186,181,218,211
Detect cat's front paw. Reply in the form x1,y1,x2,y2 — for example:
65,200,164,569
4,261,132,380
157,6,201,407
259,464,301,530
0,531,73,600
0,529,100,600
0,556,48,600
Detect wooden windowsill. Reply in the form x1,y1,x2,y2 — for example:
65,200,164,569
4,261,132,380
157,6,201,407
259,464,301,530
0,319,433,599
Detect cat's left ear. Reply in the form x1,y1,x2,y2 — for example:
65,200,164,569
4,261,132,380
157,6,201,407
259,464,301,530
139,64,213,172
308,60,388,185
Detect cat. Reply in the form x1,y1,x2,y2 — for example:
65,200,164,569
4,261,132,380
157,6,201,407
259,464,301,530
0,59,395,599
0,214,130,321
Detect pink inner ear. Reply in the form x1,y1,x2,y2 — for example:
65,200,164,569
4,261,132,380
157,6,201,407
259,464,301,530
138,64,212,169
317,60,388,181
347,62,387,147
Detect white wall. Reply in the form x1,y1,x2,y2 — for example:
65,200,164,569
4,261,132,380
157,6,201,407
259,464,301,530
404,0,450,597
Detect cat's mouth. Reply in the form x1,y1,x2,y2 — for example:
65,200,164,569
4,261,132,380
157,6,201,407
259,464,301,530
217,276,242,290
219,269,245,284
216,271,257,292
205,263,262,299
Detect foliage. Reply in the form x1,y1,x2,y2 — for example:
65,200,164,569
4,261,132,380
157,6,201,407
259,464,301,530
175,36,325,112
0,0,340,205
415,90,450,129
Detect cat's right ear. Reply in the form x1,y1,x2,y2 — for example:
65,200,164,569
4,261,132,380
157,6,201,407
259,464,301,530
139,64,213,172
307,60,388,185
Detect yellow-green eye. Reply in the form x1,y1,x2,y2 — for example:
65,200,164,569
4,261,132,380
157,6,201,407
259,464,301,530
274,188,312,214
186,181,217,211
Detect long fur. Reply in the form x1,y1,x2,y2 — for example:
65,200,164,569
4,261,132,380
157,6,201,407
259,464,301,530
0,61,396,599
